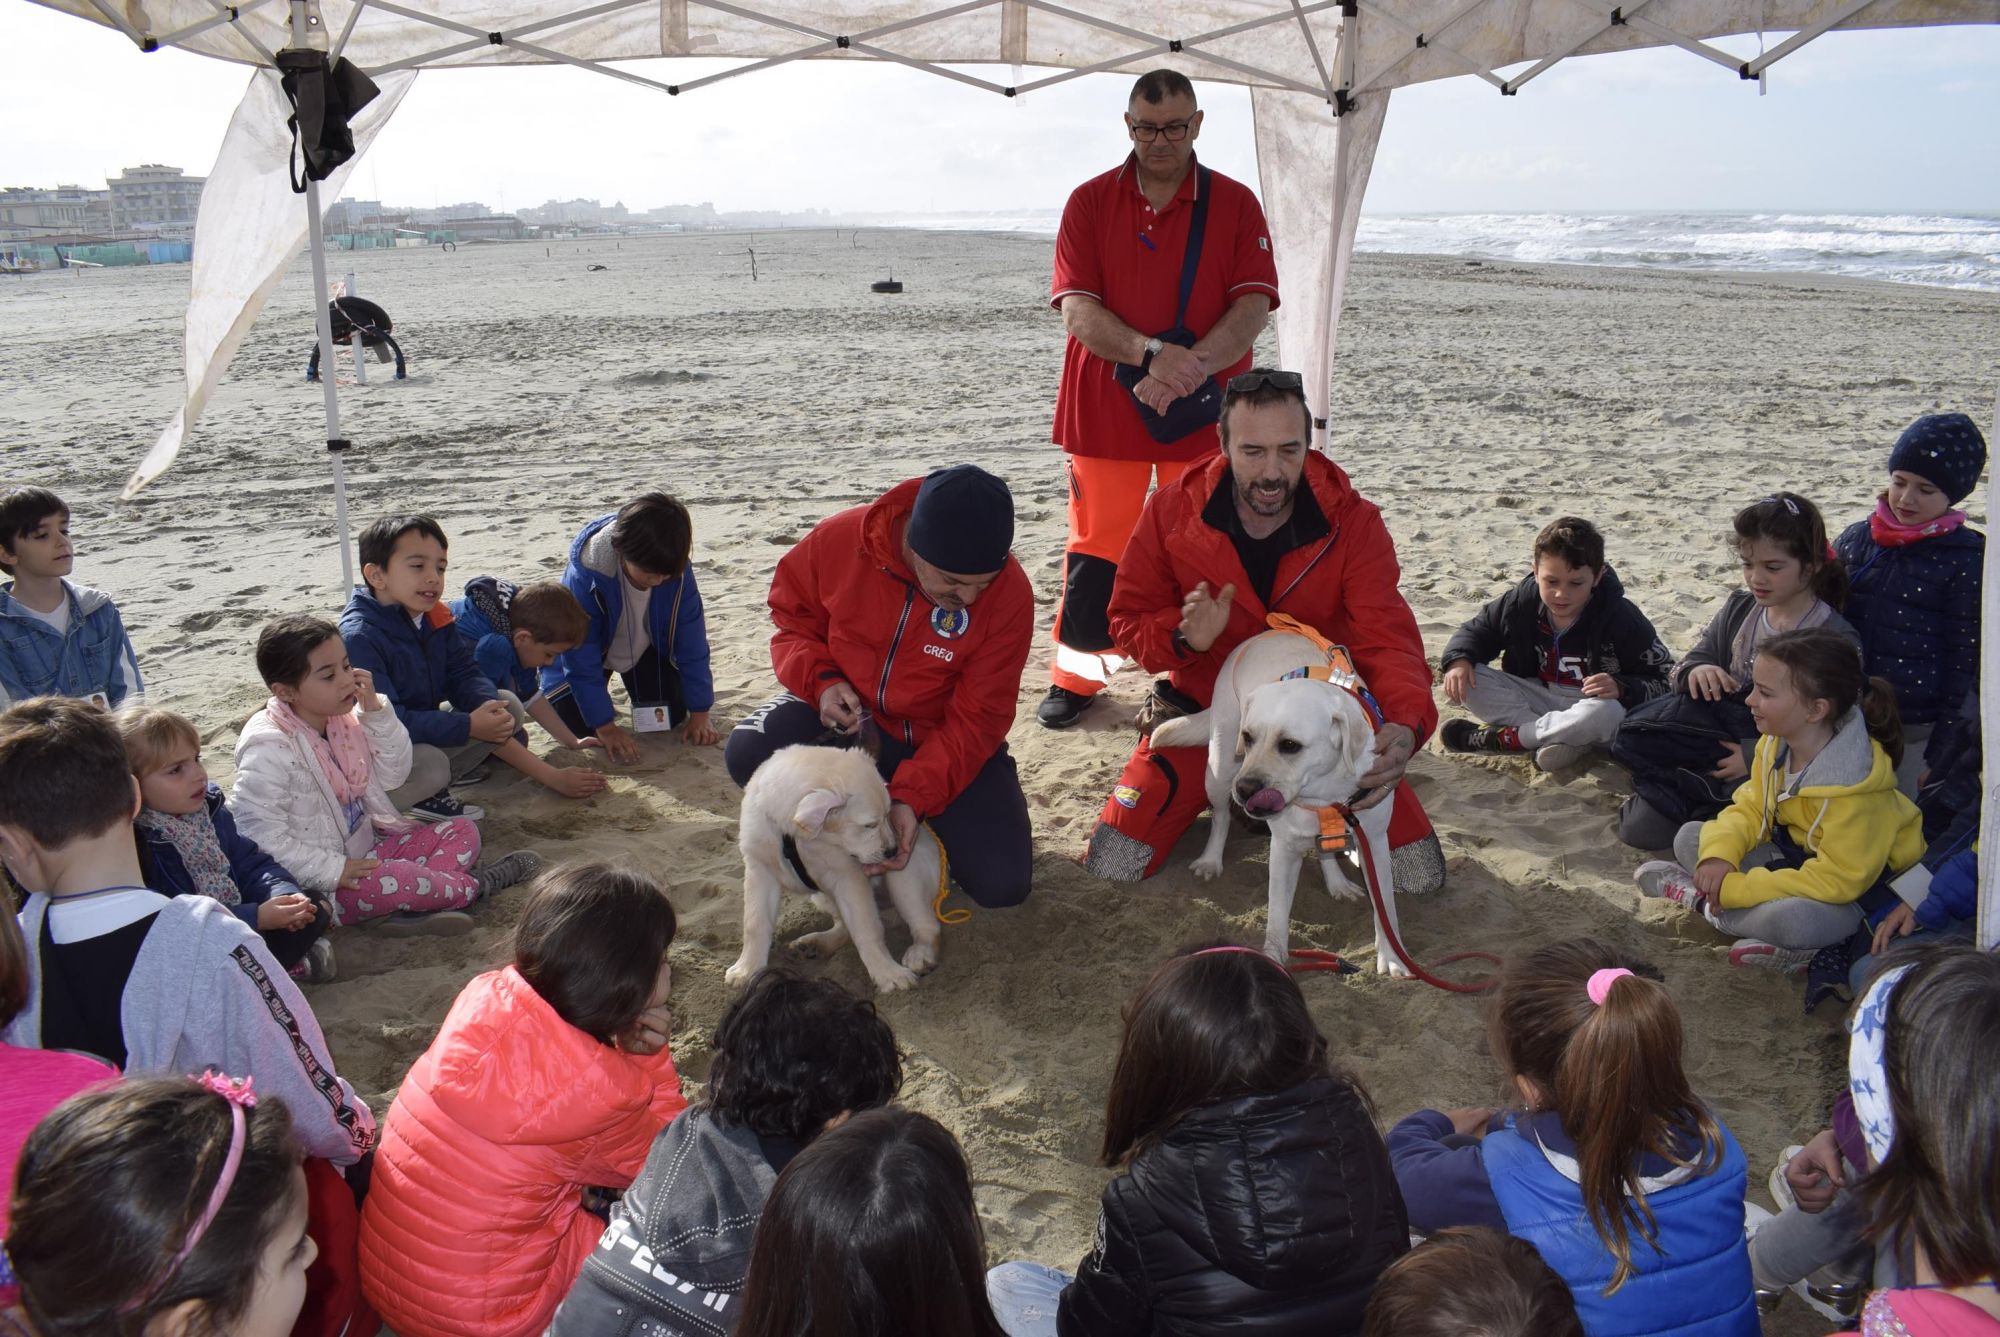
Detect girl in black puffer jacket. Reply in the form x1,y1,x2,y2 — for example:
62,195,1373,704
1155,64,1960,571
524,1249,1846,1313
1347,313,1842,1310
986,945,1410,1337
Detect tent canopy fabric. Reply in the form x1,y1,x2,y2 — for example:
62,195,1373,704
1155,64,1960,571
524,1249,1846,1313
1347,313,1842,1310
30,0,2000,948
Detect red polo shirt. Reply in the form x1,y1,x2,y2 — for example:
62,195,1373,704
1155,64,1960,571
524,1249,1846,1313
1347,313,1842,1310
1050,153,1280,463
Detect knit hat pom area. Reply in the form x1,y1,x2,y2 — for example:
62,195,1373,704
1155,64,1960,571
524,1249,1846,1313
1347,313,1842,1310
1887,412,1989,504
905,464,1016,575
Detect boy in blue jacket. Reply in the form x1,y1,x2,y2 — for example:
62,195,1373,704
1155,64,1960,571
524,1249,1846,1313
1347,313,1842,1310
341,516,605,816
448,578,603,798
0,487,142,710
118,704,334,981
544,493,716,765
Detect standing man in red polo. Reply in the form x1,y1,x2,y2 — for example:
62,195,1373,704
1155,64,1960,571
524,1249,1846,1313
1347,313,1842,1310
1038,68,1281,730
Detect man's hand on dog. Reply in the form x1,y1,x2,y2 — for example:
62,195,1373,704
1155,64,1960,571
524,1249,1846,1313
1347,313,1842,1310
818,682,865,733
1179,582,1236,654
863,802,918,875
1352,723,1417,809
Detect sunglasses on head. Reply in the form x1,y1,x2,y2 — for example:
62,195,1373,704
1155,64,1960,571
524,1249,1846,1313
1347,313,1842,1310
1225,370,1304,394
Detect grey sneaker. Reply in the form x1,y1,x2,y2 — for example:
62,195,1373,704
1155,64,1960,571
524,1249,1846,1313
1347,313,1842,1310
369,909,476,937
1634,860,1704,909
450,764,493,789
1534,742,1591,771
1730,940,1816,974
474,850,544,899
406,789,486,823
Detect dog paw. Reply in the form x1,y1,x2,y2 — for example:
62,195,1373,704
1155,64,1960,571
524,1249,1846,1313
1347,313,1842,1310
868,962,921,993
1190,856,1224,881
723,958,758,988
789,928,841,960
1374,953,1413,979
903,941,939,974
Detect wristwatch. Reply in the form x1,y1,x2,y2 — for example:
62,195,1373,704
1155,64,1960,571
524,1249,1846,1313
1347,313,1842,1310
1141,336,1165,369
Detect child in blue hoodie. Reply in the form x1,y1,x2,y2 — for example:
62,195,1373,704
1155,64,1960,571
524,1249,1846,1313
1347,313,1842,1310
340,515,602,817
117,705,335,981
0,487,141,710
448,577,605,797
1388,938,1757,1337
544,494,716,766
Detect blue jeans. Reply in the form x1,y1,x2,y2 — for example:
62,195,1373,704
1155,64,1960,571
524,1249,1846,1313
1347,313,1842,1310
986,1262,1071,1337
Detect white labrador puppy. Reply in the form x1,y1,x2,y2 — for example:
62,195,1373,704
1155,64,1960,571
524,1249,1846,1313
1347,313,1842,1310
1151,629,1409,976
726,744,943,994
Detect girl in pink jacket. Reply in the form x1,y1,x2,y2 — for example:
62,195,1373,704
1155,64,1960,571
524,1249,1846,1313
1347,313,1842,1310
358,862,686,1337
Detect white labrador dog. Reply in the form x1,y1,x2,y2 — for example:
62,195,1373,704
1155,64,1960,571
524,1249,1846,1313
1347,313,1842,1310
1151,629,1409,976
726,744,943,994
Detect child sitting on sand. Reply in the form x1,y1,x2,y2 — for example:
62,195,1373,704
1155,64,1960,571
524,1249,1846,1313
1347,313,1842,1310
1361,1227,1584,1337
118,704,335,982
0,696,375,1168
1439,516,1673,772
359,862,686,1337
1833,413,1986,794
1387,938,1756,1337
232,615,539,938
544,493,716,764
550,967,904,1337
0,486,142,709
1613,492,1858,848
448,577,606,797
738,1108,1006,1337
5,1076,315,1337
341,515,531,820
1634,627,1923,977
985,945,1408,1335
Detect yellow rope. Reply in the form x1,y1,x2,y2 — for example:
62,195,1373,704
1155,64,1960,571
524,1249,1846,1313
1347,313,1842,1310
925,821,971,924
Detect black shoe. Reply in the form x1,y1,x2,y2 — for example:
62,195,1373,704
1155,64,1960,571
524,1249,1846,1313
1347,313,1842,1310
405,789,485,823
1038,685,1095,730
1439,719,1523,754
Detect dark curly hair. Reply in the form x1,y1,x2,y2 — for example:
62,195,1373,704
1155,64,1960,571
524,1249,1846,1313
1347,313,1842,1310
708,968,902,1142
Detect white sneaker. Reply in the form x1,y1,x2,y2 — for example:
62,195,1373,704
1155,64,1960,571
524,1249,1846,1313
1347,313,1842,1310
1635,861,1705,909
1730,940,1815,974
1534,743,1592,772
1769,1146,1805,1211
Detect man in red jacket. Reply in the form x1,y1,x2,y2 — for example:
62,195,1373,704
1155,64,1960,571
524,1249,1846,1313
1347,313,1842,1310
1083,370,1446,893
724,465,1036,908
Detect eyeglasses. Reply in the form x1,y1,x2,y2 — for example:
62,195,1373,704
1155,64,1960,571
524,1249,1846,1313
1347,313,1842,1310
1226,370,1304,394
1128,119,1192,142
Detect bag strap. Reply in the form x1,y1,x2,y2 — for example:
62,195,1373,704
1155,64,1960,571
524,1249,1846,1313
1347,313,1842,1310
1170,165,1213,330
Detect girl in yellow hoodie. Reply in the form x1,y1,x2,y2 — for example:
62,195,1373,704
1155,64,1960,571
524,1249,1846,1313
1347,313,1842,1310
1634,628,1922,974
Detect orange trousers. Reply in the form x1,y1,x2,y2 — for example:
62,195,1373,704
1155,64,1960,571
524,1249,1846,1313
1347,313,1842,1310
1051,454,1198,696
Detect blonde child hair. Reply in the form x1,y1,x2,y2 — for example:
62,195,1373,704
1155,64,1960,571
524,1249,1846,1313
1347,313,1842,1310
114,704,201,780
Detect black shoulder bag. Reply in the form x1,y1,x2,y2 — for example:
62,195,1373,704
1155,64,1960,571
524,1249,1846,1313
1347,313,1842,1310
1112,166,1224,444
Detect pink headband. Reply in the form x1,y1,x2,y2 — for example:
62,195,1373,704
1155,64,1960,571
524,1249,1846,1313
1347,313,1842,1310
1195,946,1266,958
127,1073,258,1311
1587,968,1633,1006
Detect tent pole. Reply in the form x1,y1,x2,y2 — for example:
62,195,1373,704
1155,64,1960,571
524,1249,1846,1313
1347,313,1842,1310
291,0,355,590
1981,386,1999,951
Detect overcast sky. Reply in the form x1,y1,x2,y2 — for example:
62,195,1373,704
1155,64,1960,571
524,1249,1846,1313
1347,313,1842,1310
3,0,1996,214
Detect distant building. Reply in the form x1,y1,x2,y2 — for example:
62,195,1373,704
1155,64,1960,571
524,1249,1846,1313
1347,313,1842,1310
409,201,495,225
0,184,110,239
443,215,524,241
324,197,386,231
107,164,205,233
521,197,632,228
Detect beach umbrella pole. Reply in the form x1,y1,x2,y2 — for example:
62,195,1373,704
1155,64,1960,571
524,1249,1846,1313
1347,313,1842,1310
291,0,355,591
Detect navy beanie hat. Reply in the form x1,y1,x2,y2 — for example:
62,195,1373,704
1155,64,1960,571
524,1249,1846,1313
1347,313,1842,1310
906,465,1014,574
1887,412,1988,504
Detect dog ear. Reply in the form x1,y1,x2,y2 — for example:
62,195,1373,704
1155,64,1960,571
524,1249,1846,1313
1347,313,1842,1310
792,788,847,837
1334,695,1377,774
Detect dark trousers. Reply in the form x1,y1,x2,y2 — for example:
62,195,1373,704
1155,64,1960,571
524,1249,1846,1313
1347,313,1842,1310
549,644,687,736
724,693,1033,908
261,896,333,971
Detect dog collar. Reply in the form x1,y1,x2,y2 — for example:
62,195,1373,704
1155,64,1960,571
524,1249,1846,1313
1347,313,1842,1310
780,833,821,893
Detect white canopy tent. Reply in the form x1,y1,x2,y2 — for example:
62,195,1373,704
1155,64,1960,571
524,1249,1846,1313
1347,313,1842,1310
29,0,2000,948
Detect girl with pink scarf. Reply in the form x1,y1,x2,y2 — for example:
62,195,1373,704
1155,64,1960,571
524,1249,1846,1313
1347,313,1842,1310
232,616,538,934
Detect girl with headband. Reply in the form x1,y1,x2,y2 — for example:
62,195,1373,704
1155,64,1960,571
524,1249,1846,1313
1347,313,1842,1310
1387,939,1758,1336
985,944,1408,1335
5,1074,312,1337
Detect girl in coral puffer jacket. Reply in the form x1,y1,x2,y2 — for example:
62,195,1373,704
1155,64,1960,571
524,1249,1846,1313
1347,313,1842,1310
359,863,686,1337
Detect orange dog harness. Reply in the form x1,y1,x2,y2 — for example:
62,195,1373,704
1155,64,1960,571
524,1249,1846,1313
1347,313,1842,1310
1262,613,1384,855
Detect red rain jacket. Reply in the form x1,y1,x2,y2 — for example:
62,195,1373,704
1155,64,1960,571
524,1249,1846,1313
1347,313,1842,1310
358,967,685,1337
769,479,1034,817
1109,451,1438,744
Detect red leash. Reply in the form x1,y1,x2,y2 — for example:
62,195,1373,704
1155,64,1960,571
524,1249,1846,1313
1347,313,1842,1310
1288,803,1500,994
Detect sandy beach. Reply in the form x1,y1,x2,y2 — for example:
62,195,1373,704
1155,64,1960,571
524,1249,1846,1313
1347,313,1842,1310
5,228,1997,1333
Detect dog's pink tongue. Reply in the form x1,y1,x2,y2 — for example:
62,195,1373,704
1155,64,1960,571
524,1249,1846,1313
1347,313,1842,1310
1246,787,1286,816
